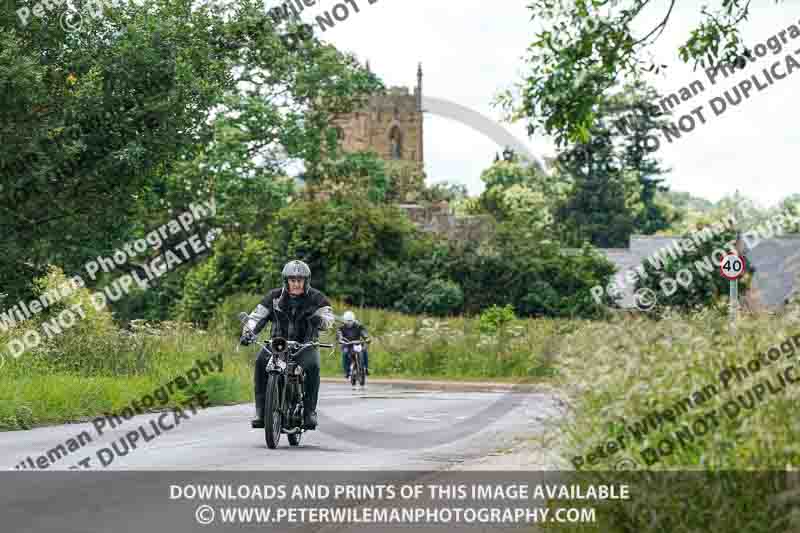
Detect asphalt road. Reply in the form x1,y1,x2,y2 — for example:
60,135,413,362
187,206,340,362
1,382,571,533
2,382,565,471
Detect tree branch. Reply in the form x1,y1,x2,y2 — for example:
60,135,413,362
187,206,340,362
632,0,676,46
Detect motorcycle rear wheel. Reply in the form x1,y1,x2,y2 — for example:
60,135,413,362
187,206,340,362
264,374,282,449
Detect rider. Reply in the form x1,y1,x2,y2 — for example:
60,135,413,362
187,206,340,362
240,260,334,430
337,310,370,379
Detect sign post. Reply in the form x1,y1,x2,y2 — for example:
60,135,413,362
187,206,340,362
720,253,746,325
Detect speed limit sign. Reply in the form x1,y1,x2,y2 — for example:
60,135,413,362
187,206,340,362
720,254,746,280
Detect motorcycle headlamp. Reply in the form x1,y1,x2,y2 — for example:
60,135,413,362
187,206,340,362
271,337,288,353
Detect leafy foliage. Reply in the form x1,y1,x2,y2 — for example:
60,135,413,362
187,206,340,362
478,304,517,334
499,0,784,146
314,151,389,203
633,225,752,316
553,82,678,247
477,156,571,238
0,0,380,303
176,234,277,326
418,279,464,317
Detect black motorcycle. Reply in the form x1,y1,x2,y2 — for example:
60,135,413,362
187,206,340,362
340,338,370,388
238,312,333,449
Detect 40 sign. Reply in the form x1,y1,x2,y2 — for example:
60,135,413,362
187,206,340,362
720,253,747,280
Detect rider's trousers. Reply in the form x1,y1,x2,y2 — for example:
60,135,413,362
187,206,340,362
254,347,321,413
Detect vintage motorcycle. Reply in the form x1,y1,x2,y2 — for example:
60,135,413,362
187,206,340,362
238,312,333,449
340,338,369,388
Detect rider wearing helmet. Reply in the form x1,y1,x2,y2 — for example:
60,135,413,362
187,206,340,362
240,260,335,430
337,310,370,379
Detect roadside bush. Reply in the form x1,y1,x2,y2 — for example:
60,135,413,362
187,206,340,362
633,225,752,317
176,234,277,326
448,238,615,318
419,279,463,316
479,304,516,334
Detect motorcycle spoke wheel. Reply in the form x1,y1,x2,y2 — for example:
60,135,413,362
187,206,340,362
264,374,281,449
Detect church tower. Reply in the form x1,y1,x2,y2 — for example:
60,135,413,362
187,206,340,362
331,63,424,170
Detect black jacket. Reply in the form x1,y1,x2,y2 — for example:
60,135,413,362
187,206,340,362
337,322,369,343
247,287,333,343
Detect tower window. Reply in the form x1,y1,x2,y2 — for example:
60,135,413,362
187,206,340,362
389,126,403,159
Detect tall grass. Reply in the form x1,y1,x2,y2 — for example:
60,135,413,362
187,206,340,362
2,290,563,430
540,307,800,532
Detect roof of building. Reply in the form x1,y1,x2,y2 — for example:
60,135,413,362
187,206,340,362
599,235,800,309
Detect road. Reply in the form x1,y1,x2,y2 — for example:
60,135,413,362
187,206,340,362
1,382,569,533
2,381,565,471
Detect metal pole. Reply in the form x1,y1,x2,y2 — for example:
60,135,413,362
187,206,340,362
730,278,738,324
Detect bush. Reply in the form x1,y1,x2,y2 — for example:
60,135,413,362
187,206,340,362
633,225,752,316
420,279,464,316
176,234,277,326
448,237,616,319
208,293,263,338
479,304,516,334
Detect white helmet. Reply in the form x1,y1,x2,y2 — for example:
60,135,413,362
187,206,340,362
343,311,355,325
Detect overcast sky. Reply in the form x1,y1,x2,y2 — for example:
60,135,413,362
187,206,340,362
284,0,799,208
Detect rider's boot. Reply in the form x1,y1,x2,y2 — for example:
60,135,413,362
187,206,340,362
251,394,265,428
303,410,318,429
302,396,318,429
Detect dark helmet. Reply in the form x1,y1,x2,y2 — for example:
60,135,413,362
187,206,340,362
282,260,311,295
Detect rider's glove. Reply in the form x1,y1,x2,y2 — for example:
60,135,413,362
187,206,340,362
240,330,256,346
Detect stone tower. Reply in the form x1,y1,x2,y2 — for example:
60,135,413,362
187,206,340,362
331,63,424,170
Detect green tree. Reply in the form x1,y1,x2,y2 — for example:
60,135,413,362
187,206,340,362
314,151,389,204
553,82,678,247
553,127,640,248
447,225,616,318
267,201,418,302
0,0,380,303
176,234,276,326
384,160,427,203
499,0,784,145
476,157,571,240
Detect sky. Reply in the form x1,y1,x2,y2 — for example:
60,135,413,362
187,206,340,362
280,0,799,208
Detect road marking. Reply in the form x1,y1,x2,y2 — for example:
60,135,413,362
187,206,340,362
406,416,440,422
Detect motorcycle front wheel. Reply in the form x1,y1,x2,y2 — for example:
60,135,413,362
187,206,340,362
264,373,282,449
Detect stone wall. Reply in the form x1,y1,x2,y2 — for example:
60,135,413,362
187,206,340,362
395,202,495,243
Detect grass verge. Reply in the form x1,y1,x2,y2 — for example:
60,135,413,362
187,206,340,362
1,292,563,430
539,307,800,532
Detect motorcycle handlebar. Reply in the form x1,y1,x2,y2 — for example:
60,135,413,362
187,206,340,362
251,338,333,352
237,311,333,352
